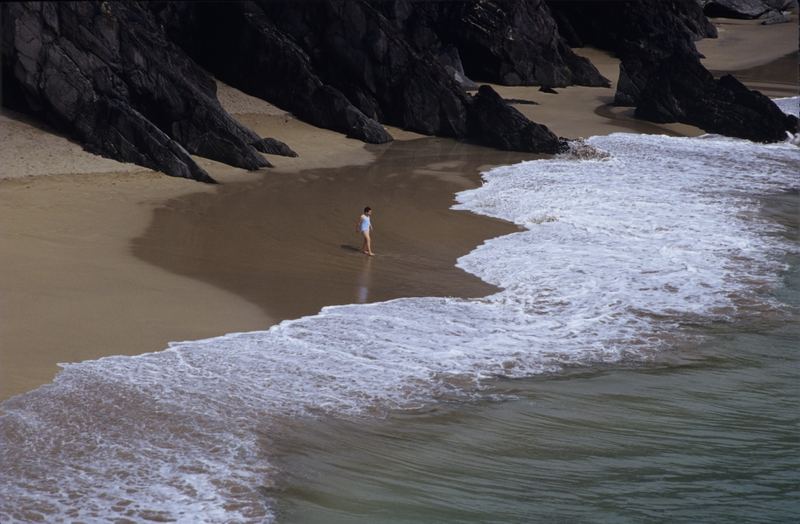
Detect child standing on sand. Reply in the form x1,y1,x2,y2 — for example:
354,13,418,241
357,206,374,256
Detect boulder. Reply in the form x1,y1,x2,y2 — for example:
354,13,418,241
1,1,274,182
467,85,564,153
548,0,718,51
503,98,540,105
619,46,798,141
548,0,795,142
700,0,775,18
764,0,799,9
251,138,298,158
760,11,792,23
437,45,479,90
378,0,610,87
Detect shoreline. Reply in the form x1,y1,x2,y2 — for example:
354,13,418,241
133,138,529,324
1,19,797,400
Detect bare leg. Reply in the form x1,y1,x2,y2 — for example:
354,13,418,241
362,231,374,255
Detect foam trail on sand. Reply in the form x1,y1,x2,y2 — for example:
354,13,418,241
0,132,798,522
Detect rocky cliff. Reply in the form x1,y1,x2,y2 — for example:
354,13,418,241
2,1,580,180
151,1,576,148
1,1,272,182
699,0,798,21
548,0,798,141
1,1,795,181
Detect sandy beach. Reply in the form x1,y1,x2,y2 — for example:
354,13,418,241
0,17,797,401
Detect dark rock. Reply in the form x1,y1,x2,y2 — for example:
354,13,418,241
539,86,559,94
701,0,774,18
762,0,798,9
437,45,478,90
619,45,797,141
251,138,298,158
760,11,791,23
503,98,540,105
548,0,717,51
152,1,393,145
4,0,591,172
468,85,564,153
614,60,643,106
550,0,795,142
252,0,469,137
155,1,561,153
1,1,273,182
444,0,611,87
379,0,610,88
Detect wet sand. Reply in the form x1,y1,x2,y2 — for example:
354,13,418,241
0,92,377,400
134,139,529,323
1,22,797,400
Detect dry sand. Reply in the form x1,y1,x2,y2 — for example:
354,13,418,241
491,47,705,140
698,14,799,73
0,110,147,179
1,21,797,400
0,91,377,399
698,14,799,98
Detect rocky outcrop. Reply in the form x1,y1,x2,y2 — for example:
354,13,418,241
154,0,566,152
252,138,298,158
698,0,797,19
701,0,774,17
761,0,798,8
468,86,564,153
4,0,582,180
548,0,797,142
1,1,275,182
377,0,610,87
255,0,467,137
620,52,797,141
437,45,479,90
4,0,790,181
548,0,717,50
151,1,392,145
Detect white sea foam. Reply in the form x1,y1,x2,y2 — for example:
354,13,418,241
1,133,798,522
773,96,799,118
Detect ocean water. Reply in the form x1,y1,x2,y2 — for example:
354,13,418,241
1,105,798,521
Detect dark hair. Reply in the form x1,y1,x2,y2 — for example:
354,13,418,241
364,206,371,213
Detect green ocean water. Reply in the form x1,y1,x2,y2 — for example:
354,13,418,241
272,192,799,523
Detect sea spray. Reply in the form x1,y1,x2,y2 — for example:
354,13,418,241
1,130,798,522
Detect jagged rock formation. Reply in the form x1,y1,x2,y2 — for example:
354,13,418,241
698,0,797,19
3,1,582,180
2,0,793,180
375,0,610,87
549,0,717,50
621,53,796,141
252,138,298,158
548,0,798,142
152,1,393,145
1,1,275,182
153,0,581,151
468,85,564,153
